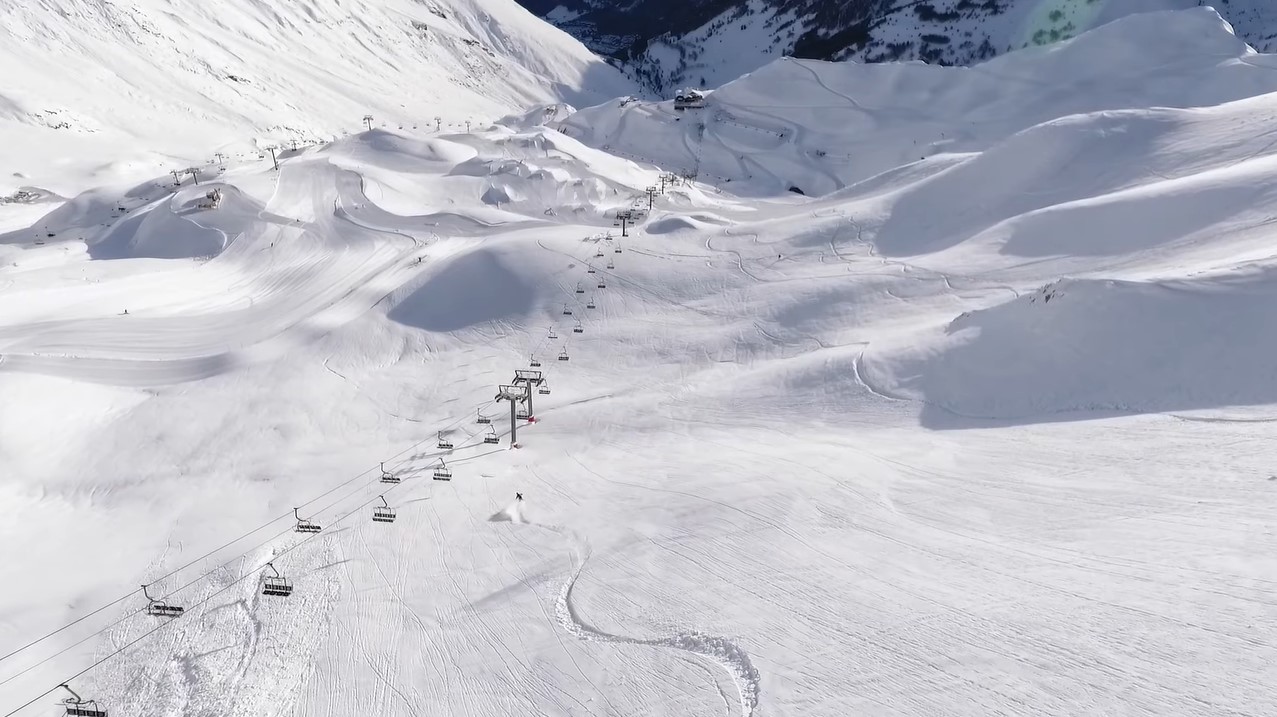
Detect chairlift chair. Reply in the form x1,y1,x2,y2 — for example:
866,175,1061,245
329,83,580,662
380,461,400,483
539,382,551,395
597,279,606,288
595,249,605,258
548,328,558,340
484,425,500,444
433,459,452,481
573,321,583,334
372,495,396,523
562,304,572,316
586,298,596,309
141,584,184,617
575,283,585,294
261,562,293,597
587,265,596,273
516,408,531,420
530,354,541,368
606,259,615,269
614,245,622,254
59,684,107,717
437,431,454,450
558,348,570,361
477,410,491,425
294,507,321,533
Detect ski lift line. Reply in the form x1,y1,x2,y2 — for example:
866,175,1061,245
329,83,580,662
3,454,434,693
0,425,468,692
3,476,420,717
0,519,299,694
0,397,505,671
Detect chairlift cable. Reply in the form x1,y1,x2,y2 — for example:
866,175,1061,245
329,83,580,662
4,476,419,717
3,239,606,703
0,397,500,670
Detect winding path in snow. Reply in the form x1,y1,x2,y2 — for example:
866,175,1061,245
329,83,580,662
523,520,761,716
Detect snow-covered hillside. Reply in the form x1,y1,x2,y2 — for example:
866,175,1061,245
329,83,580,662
557,9,1277,197
520,0,1277,94
0,0,635,198
3,6,1277,717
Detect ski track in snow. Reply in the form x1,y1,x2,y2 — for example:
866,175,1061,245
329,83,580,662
9,8,1277,716
527,520,762,717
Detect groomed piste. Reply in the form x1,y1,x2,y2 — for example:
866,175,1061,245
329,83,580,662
1,6,1275,717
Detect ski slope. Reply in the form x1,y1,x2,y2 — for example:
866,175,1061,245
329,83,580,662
559,8,1277,197
2,7,1277,717
0,0,636,200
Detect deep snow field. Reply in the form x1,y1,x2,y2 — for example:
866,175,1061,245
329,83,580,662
3,6,1277,717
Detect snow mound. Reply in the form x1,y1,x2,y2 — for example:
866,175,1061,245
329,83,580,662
497,103,578,130
860,273,1277,421
388,248,538,332
645,214,729,234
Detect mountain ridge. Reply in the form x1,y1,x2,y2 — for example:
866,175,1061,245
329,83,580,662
515,0,1277,94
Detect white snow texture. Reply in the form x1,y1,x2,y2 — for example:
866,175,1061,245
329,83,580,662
1,4,1275,717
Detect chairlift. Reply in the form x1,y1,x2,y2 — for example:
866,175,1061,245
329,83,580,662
477,410,491,425
575,283,585,294
484,425,499,444
597,279,606,288
562,304,572,315
539,381,551,395
606,259,615,270
380,461,400,483
141,584,184,617
587,265,596,273
595,248,605,258
573,321,583,334
530,354,541,368
558,348,570,361
437,431,454,450
586,298,596,309
59,684,107,717
614,245,622,254
372,495,396,523
516,408,531,420
548,327,558,340
433,459,452,481
294,507,321,533
261,562,293,597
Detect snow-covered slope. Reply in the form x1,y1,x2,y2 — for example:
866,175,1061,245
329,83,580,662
0,0,635,197
520,0,1277,94
557,9,1277,197
3,7,1277,717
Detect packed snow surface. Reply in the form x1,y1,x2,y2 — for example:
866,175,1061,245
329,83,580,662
2,7,1276,717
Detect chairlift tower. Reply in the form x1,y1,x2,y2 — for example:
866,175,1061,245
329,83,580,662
613,209,635,237
496,383,530,445
646,185,657,209
513,369,545,418
363,114,374,131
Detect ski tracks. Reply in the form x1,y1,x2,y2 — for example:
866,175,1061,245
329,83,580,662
523,519,762,717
